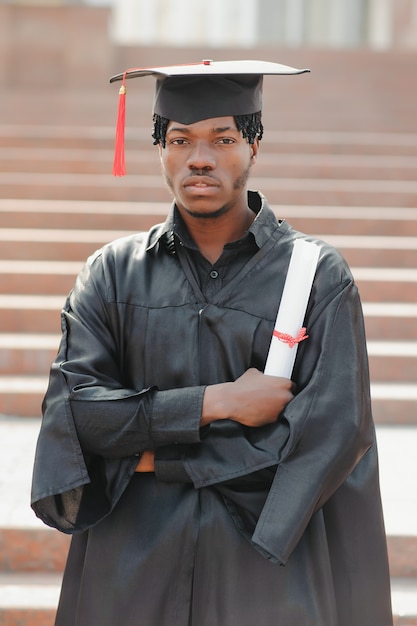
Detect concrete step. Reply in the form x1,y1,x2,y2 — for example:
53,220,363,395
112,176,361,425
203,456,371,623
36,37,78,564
368,342,417,383
0,572,61,626
2,199,417,237
319,234,417,268
0,296,63,334
370,384,417,425
0,262,416,304
1,295,416,338
1,333,415,383
388,537,417,580
4,572,416,626
1,172,417,207
377,425,417,571
391,579,417,626
0,574,414,626
2,524,416,581
0,228,129,261
0,199,167,233
2,125,417,157
353,268,417,303
0,334,59,376
0,529,69,574
1,229,417,267
0,37,416,129
1,527,415,580
0,418,415,625
362,303,417,340
2,145,417,181
0,377,47,417
0,376,415,423
0,293,416,339
1,555,56,623
0,261,82,296
284,206,417,237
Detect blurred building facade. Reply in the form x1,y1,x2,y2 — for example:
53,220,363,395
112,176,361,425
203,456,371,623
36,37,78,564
3,0,417,50
109,0,417,50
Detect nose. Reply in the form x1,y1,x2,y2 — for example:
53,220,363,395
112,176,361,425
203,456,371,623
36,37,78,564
186,141,216,171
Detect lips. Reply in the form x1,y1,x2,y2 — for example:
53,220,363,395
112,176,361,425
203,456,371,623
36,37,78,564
183,175,219,189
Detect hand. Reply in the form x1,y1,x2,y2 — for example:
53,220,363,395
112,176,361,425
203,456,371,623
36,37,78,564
135,450,155,472
202,368,295,428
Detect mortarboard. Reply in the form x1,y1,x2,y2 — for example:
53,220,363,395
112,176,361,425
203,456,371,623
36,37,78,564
109,59,310,176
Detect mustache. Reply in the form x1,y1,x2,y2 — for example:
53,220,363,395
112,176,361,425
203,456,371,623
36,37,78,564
184,172,219,184
187,169,215,176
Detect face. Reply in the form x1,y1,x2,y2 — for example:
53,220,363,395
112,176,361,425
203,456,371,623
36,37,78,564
158,116,259,221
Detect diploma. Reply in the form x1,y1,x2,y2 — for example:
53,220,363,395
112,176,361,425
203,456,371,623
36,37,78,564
264,239,320,378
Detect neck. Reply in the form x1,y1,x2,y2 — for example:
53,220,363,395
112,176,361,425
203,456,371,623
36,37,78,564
179,204,255,264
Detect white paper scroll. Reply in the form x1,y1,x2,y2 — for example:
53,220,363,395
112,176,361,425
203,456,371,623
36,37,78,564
264,239,320,378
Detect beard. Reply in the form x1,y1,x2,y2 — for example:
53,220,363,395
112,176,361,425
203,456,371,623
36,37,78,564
232,165,251,191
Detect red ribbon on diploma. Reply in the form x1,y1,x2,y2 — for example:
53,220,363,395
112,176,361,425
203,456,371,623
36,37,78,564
273,327,309,349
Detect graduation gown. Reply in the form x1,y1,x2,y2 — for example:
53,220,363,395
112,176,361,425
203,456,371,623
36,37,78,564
31,192,393,625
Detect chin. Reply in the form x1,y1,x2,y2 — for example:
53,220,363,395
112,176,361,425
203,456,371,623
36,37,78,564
181,202,229,219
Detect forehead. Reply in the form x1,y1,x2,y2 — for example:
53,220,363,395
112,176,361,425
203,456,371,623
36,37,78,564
166,116,239,133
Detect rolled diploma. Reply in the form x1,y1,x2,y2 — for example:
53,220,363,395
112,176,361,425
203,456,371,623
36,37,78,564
264,239,320,378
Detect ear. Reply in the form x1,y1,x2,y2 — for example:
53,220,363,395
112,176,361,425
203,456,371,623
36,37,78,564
250,137,260,164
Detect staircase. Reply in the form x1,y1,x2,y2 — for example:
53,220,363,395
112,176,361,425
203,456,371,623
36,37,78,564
1,122,416,626
1,48,417,624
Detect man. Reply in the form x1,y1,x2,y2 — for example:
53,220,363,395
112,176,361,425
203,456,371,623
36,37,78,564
31,60,393,625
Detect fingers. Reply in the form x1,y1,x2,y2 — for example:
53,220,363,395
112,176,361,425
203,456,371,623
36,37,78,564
229,368,294,427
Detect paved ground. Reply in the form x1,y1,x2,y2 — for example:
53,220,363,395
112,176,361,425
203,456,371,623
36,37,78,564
1,414,415,534
1,414,417,618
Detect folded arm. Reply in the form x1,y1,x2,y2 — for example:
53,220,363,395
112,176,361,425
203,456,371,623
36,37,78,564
136,369,294,470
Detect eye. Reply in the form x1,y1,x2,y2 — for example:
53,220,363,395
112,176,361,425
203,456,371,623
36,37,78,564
216,137,236,145
169,138,189,146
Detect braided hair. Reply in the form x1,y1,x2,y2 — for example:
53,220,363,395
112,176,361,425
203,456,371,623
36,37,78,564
152,112,263,148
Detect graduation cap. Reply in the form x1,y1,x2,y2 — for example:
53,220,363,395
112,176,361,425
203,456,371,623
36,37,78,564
109,59,310,176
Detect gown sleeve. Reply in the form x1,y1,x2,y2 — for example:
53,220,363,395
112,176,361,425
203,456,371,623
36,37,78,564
31,249,205,532
249,278,375,564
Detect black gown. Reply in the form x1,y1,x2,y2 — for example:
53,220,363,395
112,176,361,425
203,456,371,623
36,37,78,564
31,192,393,625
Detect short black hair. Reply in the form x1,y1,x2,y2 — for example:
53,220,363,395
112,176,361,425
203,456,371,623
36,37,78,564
152,112,264,148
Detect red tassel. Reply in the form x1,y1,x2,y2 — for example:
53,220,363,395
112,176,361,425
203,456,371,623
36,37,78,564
112,75,127,177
